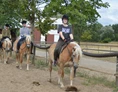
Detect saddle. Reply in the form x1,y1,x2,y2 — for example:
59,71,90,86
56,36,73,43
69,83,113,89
58,40,72,57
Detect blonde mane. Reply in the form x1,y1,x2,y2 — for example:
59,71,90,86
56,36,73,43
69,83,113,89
70,42,82,59
25,35,31,42
4,38,12,44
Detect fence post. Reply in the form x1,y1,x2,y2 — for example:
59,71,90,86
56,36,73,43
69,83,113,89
32,46,36,65
115,56,118,85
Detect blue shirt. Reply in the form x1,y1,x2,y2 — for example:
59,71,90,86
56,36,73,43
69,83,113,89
20,27,31,36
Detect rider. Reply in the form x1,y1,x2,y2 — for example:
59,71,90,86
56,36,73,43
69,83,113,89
54,14,74,66
0,24,11,48
17,20,33,53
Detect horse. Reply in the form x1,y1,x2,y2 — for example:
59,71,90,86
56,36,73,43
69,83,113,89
13,35,32,70
48,41,82,87
1,38,12,64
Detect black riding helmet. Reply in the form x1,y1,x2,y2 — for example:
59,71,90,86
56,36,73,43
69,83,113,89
21,20,27,24
62,14,69,20
5,24,9,27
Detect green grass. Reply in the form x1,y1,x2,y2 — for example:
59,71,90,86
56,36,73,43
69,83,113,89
76,71,118,92
35,59,48,69
34,57,118,92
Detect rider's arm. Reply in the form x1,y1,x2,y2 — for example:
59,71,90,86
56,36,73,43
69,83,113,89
59,31,65,40
70,34,73,40
69,26,74,40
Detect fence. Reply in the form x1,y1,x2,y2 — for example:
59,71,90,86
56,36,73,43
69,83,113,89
81,43,118,85
32,41,118,85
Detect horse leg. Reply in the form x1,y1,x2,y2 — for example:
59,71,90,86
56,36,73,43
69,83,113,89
19,53,23,69
3,50,7,64
6,52,9,64
26,53,30,70
16,53,19,68
70,67,74,86
48,58,52,82
58,64,64,87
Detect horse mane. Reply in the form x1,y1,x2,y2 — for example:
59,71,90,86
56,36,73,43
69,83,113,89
4,38,12,44
70,42,82,59
25,35,31,41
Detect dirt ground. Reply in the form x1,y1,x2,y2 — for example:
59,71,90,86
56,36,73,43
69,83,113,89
0,56,113,92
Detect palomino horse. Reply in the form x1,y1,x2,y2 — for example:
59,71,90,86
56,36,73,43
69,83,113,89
1,38,12,64
48,41,82,87
13,35,32,70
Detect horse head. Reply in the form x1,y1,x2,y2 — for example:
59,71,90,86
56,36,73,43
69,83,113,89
70,42,82,77
25,35,31,48
71,42,82,68
2,38,12,52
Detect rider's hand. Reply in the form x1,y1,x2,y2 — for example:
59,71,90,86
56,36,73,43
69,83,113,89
63,38,66,42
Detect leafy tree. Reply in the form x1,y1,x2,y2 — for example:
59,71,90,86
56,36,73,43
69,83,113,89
81,30,92,41
112,24,118,41
0,0,109,41
88,21,103,42
99,26,114,42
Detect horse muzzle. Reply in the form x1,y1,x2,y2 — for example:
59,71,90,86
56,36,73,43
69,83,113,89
5,49,11,52
73,62,78,69
27,44,31,48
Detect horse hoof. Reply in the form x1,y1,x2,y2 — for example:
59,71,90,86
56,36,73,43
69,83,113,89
4,62,7,64
60,85,64,88
20,67,22,70
27,68,29,71
48,79,51,82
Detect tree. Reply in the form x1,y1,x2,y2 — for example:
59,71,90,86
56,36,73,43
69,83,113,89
81,30,92,41
87,21,103,42
99,26,114,42
0,0,109,40
112,24,118,41
43,0,109,42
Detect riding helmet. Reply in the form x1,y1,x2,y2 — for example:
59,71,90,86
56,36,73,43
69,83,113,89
62,14,69,20
21,20,27,24
5,24,9,27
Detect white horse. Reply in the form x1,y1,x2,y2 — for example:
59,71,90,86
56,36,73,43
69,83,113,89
1,38,12,64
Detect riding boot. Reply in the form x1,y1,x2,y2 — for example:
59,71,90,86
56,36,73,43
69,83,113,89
17,40,21,53
0,41,2,48
30,42,33,54
54,48,59,66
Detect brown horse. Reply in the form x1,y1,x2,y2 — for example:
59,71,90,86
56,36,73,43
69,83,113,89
13,35,32,70
1,38,12,64
48,41,82,87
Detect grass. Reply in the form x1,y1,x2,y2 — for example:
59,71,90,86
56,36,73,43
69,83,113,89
76,71,118,92
34,57,118,92
35,58,48,69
